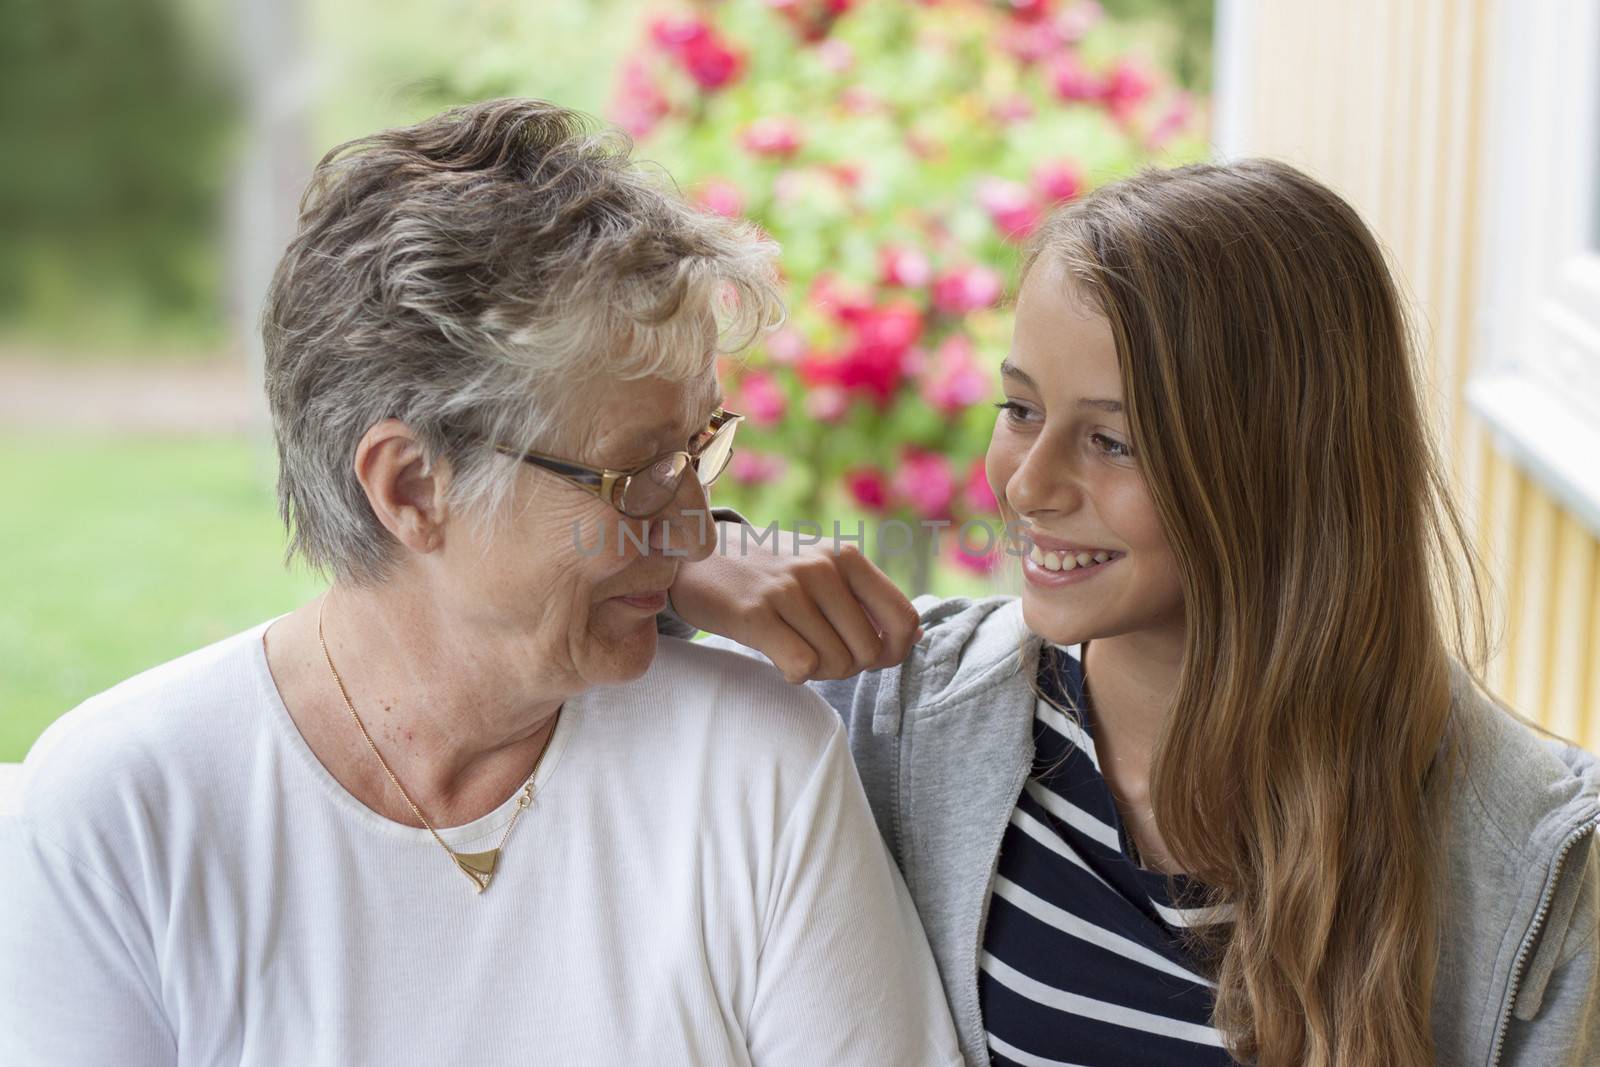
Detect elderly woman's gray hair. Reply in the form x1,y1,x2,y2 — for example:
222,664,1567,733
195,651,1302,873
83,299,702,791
262,98,783,585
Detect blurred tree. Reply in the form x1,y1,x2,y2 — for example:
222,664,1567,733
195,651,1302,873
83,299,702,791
0,0,236,350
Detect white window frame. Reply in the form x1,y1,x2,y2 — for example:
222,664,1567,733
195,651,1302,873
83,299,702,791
1470,0,1600,536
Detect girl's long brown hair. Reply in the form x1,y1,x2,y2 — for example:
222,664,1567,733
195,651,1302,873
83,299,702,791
1024,159,1493,1066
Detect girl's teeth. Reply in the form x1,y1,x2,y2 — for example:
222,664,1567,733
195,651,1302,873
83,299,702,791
1030,544,1122,573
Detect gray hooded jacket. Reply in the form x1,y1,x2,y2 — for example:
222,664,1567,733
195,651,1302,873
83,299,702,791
663,589,1600,1066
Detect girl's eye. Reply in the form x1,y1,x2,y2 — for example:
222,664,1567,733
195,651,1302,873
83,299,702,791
993,400,1039,425
1090,432,1133,459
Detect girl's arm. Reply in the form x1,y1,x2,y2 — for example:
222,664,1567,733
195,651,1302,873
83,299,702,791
664,509,925,684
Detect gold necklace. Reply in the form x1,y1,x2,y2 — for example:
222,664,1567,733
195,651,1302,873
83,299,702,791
316,595,559,894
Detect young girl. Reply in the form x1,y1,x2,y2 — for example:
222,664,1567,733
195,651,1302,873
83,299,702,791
661,159,1600,1066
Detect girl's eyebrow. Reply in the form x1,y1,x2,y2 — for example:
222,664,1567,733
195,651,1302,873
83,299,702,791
1000,359,1123,412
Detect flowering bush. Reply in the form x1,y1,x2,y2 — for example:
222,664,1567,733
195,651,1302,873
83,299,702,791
612,0,1205,592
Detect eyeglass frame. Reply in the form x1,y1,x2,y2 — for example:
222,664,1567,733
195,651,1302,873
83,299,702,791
490,408,744,520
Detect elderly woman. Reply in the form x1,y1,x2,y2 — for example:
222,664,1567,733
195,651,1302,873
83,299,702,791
0,100,961,1066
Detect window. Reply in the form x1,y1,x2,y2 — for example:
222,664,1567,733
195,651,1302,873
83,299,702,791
1470,0,1600,536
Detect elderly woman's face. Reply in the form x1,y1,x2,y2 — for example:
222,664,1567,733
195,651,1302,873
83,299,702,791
434,372,723,691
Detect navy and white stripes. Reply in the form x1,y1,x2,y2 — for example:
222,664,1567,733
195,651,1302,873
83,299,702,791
979,643,1237,1066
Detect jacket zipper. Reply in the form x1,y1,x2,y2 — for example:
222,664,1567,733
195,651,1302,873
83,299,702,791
1488,813,1600,1066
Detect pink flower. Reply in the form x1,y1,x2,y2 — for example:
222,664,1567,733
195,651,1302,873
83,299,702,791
803,301,924,407
854,300,924,352
921,334,992,416
1102,58,1154,122
977,178,1043,242
804,383,850,422
1050,53,1104,102
737,371,788,427
816,39,855,72
835,340,910,405
879,246,932,289
953,540,1001,574
1004,0,1054,23
610,56,670,138
730,451,787,486
1146,91,1194,149
1057,0,1103,42
694,178,745,218
809,272,874,323
741,117,805,159
765,327,809,365
683,39,744,91
932,265,1004,315
1032,159,1083,204
838,86,882,115
845,468,891,512
991,94,1036,124
962,456,999,513
892,448,956,520
999,13,1062,64
650,15,709,50
651,16,745,92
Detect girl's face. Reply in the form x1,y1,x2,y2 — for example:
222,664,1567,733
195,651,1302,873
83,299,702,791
985,255,1185,647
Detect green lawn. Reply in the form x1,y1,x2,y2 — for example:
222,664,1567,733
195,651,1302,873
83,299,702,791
0,433,323,761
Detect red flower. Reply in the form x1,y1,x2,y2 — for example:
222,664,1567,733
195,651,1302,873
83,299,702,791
765,327,809,365
651,16,744,92
932,265,1004,315
855,300,924,351
953,540,1001,574
845,467,891,512
921,334,992,416
741,117,805,158
977,178,1043,242
1049,53,1104,102
962,456,999,513
737,370,788,427
809,272,874,323
1001,0,1054,24
803,383,850,422
892,448,957,520
1102,58,1154,122
879,246,933,289
610,56,670,138
693,178,745,218
1146,91,1194,149
730,451,787,486
1032,159,1083,204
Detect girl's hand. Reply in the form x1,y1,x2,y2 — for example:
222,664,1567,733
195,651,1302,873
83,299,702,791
667,521,924,684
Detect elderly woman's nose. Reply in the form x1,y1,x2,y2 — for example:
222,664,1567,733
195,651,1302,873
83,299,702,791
650,477,716,562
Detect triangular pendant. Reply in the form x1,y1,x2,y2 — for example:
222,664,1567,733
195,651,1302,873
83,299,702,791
453,848,500,894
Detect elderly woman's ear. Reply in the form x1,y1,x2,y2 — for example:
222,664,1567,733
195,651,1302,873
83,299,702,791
352,417,450,555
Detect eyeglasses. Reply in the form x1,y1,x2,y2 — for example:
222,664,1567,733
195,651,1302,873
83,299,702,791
493,408,744,520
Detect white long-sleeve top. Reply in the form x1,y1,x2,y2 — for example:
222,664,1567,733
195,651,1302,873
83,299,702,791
0,620,962,1066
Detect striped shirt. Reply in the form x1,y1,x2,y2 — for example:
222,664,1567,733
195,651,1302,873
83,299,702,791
979,643,1238,1066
